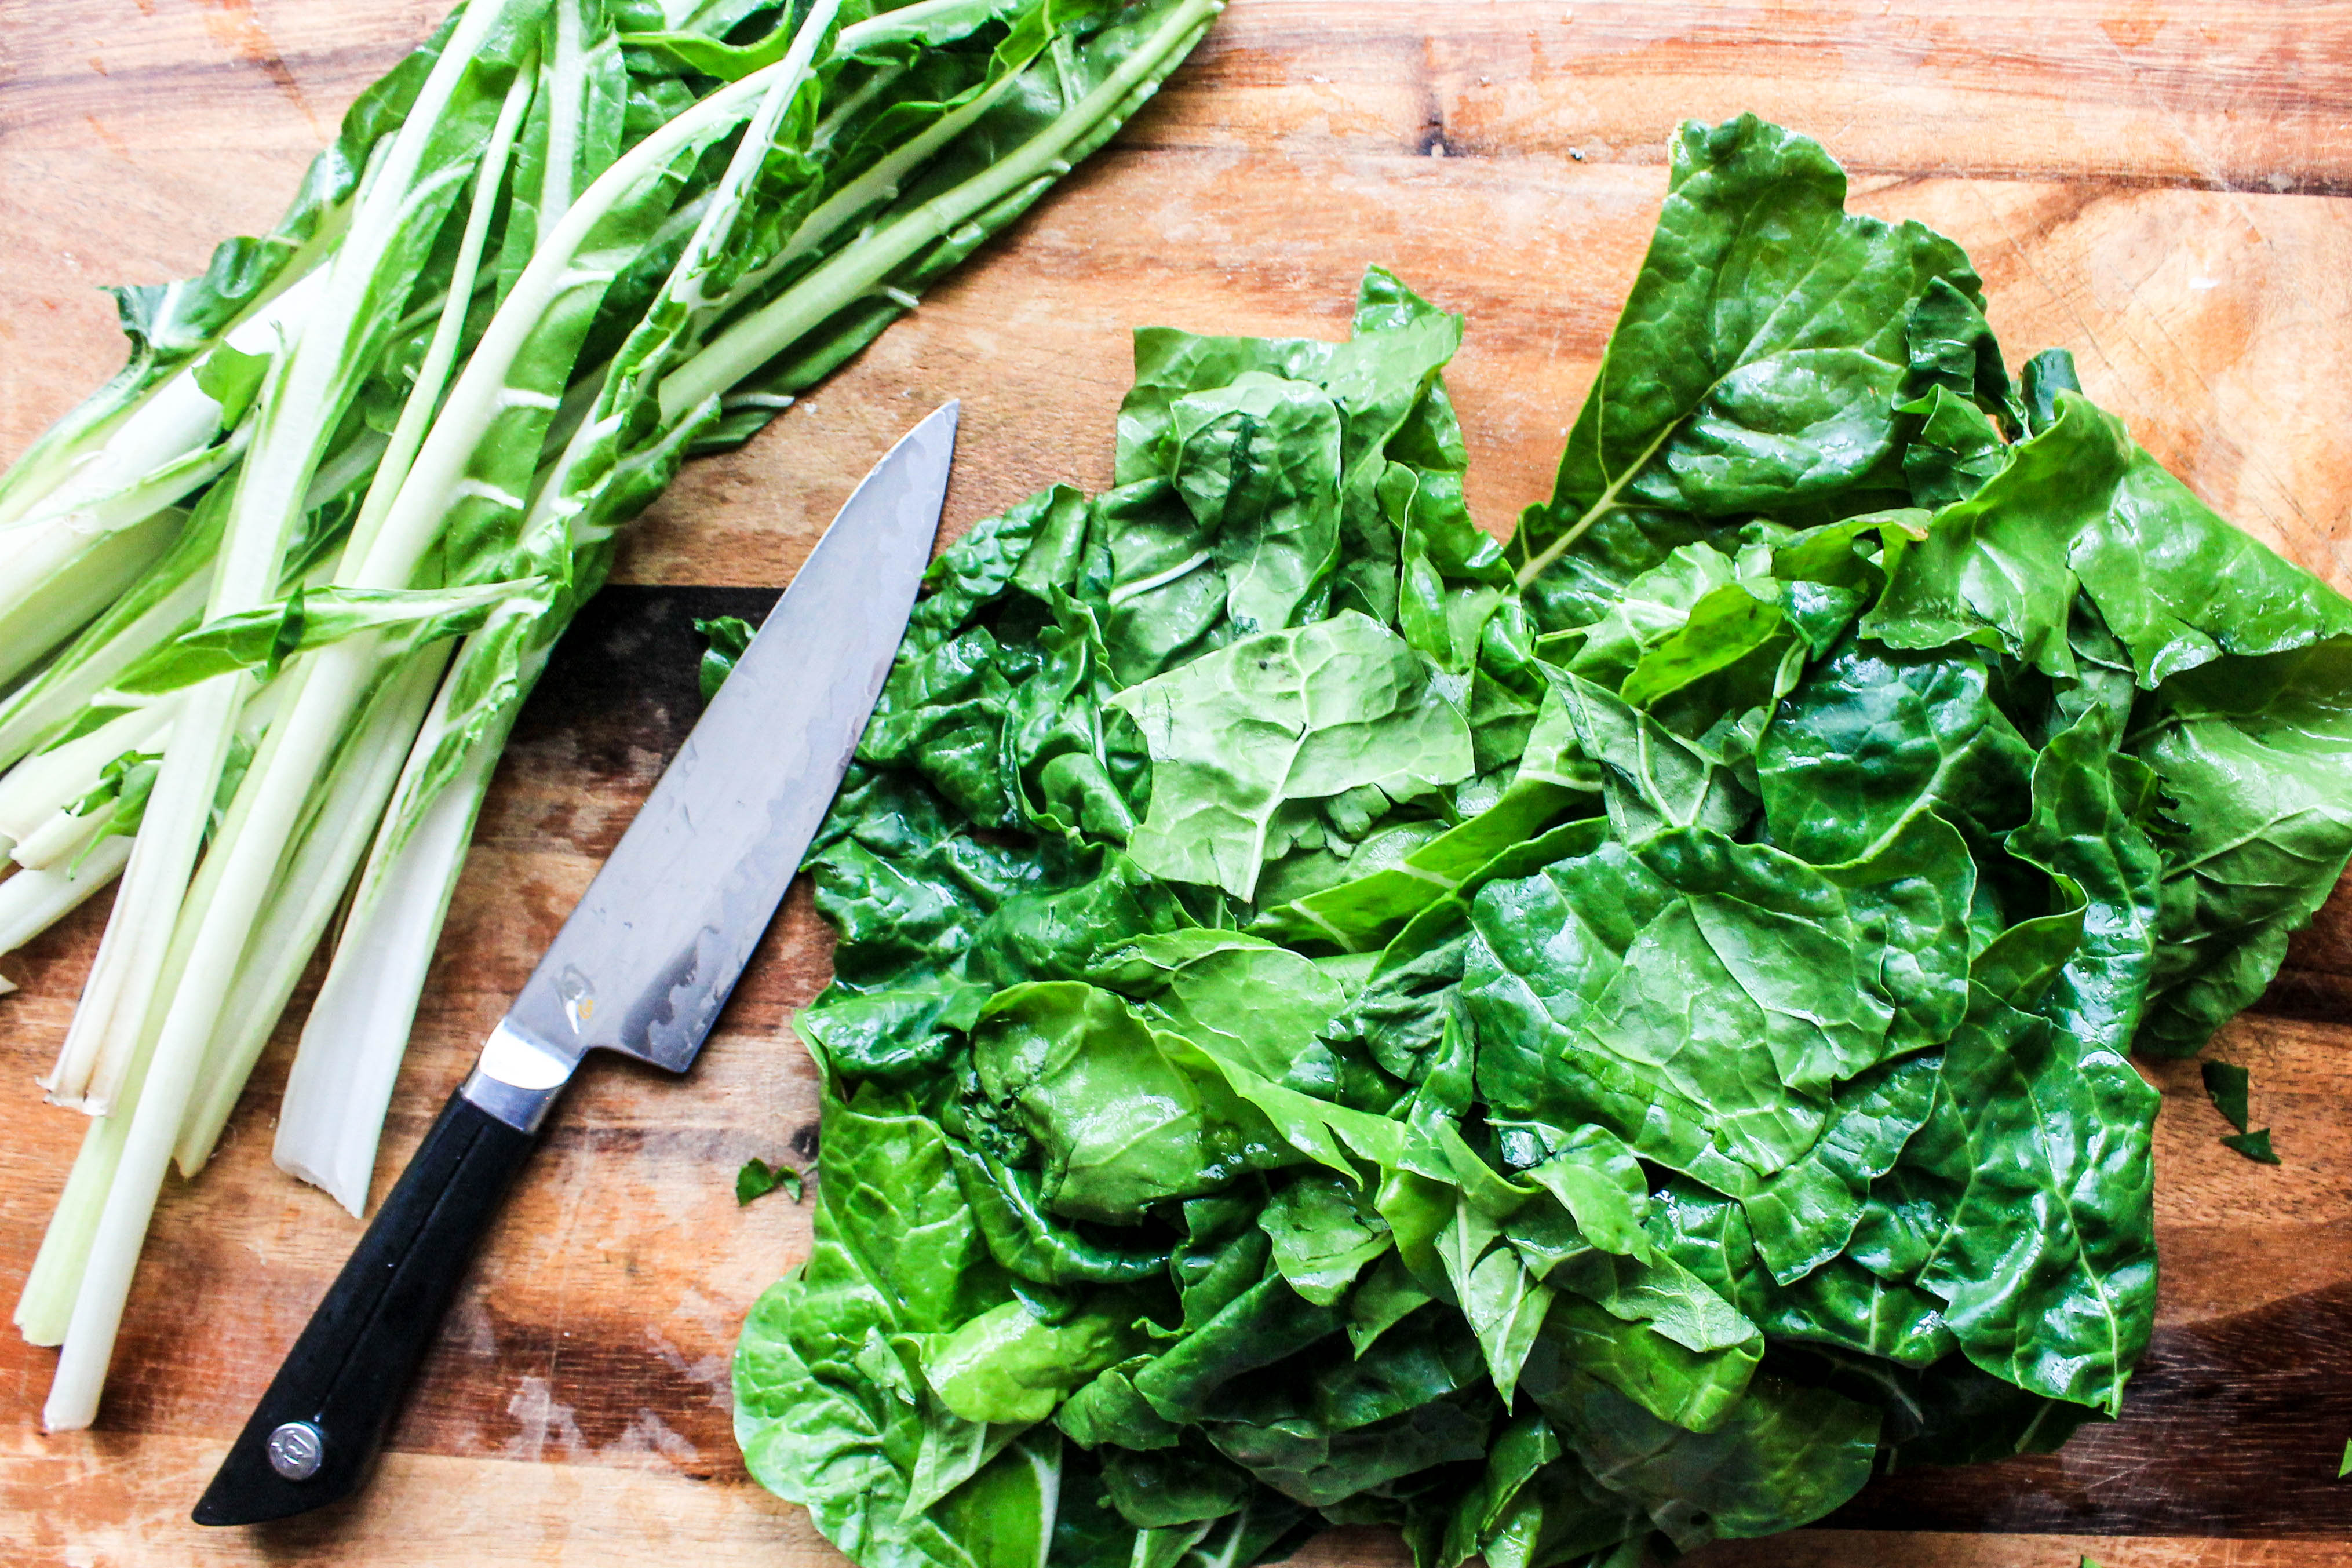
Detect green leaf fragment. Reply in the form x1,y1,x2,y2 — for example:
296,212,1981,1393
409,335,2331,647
2200,1059,2252,1134
737,1156,804,1205
193,342,272,431
1259,1172,1393,1306
696,613,756,705
2221,1129,2281,1165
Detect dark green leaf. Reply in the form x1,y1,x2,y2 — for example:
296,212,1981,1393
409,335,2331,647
1058,1359,1182,1453
1133,1277,1345,1426
1521,1351,1879,1549
738,110,2352,1568
1916,983,2158,1416
1099,1442,1252,1527
2019,348,2081,436
971,982,1297,1223
1899,386,2009,508
1514,114,1983,605
732,1087,1014,1568
2004,704,2164,1056
924,1296,1150,1424
1259,1172,1394,1306
1465,826,1894,1177
1757,641,2034,864
192,342,272,431
2132,641,2352,1056
1869,392,2352,685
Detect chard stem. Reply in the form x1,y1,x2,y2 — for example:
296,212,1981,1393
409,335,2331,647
711,63,1028,323
35,0,539,1429
47,678,240,1114
660,0,1228,420
276,696,508,1213
0,839,130,958
14,1096,136,1347
265,0,847,1215
0,510,189,695
542,0,586,228
342,61,538,572
13,801,116,874
174,644,453,1176
343,52,779,595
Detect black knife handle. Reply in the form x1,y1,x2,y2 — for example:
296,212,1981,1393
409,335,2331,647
192,1087,542,1526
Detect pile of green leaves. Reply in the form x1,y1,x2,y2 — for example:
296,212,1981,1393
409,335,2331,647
734,115,2352,1568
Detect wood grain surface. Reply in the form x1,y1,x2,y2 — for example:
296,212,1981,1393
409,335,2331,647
5,2,2352,1564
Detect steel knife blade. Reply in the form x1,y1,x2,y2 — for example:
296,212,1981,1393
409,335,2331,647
475,398,958,1114
193,400,957,1527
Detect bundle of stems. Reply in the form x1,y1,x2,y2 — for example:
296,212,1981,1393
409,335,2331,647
0,0,1223,1431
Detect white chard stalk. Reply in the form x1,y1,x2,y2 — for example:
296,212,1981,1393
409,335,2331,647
0,0,1226,1430
37,0,546,1429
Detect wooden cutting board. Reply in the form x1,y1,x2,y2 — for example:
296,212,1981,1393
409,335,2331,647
5,2,2352,1563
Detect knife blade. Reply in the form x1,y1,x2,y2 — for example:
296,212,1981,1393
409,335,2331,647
192,401,958,1527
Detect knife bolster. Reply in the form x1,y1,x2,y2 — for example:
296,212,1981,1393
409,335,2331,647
464,1019,579,1133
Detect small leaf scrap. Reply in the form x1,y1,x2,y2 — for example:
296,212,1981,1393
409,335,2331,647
695,615,756,705
736,1157,803,1205
2221,1130,2281,1166
2200,1059,2252,1133
2203,1060,2281,1163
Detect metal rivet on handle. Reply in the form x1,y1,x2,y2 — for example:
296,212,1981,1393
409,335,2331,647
266,1421,325,1481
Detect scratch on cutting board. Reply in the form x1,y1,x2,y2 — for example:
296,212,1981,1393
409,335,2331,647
501,1374,587,1463
646,1325,735,1413
198,0,322,138
601,1409,701,1469
450,1294,501,1359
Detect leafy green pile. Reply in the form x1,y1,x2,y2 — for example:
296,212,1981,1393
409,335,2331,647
734,115,2352,1567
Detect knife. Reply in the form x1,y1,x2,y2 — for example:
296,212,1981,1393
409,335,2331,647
192,401,958,1527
